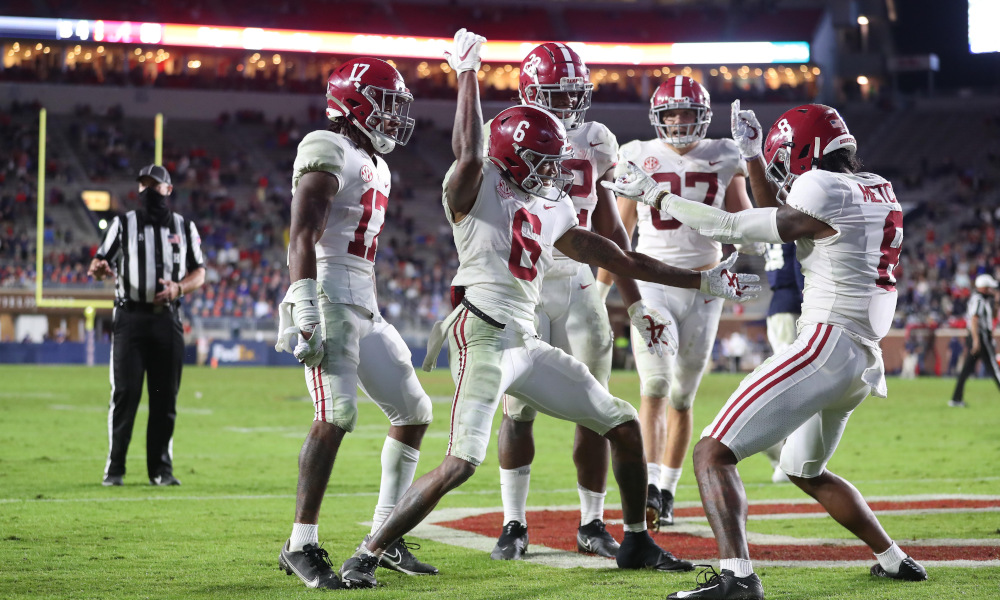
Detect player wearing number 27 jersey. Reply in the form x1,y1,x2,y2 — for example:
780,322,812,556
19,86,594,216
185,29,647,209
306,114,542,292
597,76,753,530
604,102,926,598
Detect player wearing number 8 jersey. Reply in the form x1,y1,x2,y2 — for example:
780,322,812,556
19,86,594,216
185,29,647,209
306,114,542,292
339,29,761,589
274,57,438,590
489,42,667,562
606,103,927,599
596,76,754,530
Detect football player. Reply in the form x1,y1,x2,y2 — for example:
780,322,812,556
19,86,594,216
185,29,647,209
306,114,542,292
339,29,760,588
608,103,928,600
274,57,438,590
596,76,753,528
488,42,670,561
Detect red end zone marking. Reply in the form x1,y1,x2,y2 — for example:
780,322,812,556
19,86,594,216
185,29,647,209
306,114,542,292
437,500,1000,563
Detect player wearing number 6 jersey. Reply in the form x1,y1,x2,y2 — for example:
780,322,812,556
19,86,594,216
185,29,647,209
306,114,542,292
274,57,439,590
596,76,753,530
607,103,927,599
339,29,761,589
489,42,670,562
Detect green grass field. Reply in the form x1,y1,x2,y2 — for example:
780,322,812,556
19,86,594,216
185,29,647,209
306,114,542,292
1,365,998,599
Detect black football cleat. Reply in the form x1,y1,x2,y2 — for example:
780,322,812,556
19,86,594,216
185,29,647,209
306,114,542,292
646,484,662,530
358,535,438,575
617,530,694,572
576,519,620,558
490,520,529,560
150,474,181,486
340,552,379,588
659,489,676,527
668,566,764,599
871,556,928,581
278,540,347,590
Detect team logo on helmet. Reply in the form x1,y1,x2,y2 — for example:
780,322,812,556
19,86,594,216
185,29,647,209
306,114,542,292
643,157,661,172
360,165,374,183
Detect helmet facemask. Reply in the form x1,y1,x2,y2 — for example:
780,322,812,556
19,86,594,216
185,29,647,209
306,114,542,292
327,84,414,154
764,143,796,203
650,103,711,147
515,145,574,197
522,79,593,130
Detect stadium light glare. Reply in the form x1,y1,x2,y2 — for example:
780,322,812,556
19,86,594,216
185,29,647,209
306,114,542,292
857,75,869,85
857,15,869,26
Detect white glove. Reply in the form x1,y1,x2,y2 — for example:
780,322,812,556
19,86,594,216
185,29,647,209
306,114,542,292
444,28,486,74
601,161,677,210
699,252,762,303
731,99,763,160
275,278,325,368
733,241,767,257
627,301,676,357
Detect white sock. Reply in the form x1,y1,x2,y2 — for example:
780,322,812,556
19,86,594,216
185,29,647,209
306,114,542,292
646,463,661,489
623,521,647,533
578,485,606,525
370,437,420,535
289,523,318,552
500,466,531,526
659,466,683,496
720,557,754,578
875,541,907,574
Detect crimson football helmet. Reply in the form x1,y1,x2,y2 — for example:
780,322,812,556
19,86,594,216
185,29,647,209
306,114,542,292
488,105,573,196
649,76,712,147
518,43,594,130
763,104,857,201
326,57,414,154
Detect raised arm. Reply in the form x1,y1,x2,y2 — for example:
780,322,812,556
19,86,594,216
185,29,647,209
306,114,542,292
731,99,781,208
443,29,487,222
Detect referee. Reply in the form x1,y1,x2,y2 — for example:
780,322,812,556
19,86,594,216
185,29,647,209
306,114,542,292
88,165,206,486
950,274,1000,407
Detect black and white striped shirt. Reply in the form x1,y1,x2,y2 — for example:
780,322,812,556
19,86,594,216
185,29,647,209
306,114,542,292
967,291,995,338
95,211,205,304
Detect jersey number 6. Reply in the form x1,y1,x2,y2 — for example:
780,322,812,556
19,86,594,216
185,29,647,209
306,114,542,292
508,208,542,281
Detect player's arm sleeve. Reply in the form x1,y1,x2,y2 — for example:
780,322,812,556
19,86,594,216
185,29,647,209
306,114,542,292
94,216,121,262
291,131,346,194
663,196,783,244
784,172,845,229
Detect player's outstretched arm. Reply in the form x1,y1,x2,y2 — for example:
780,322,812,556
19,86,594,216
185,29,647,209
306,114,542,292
555,228,760,302
731,99,781,208
444,28,486,222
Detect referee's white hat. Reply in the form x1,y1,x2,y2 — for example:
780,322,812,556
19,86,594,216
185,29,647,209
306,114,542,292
975,274,998,289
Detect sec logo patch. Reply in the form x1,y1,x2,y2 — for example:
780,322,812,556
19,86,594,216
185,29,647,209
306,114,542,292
642,157,660,172
497,179,514,200
360,165,374,183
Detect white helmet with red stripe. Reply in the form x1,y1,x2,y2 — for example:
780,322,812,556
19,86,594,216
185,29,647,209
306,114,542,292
649,75,712,147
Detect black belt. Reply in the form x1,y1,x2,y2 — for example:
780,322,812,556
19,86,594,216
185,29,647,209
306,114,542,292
461,297,505,329
117,299,176,314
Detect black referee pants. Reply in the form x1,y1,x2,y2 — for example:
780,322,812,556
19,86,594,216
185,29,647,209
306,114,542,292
105,305,184,480
951,332,1000,402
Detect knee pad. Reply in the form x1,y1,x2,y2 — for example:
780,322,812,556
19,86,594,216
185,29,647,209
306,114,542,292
320,400,358,432
641,375,670,399
387,394,433,427
504,394,538,423
669,389,695,411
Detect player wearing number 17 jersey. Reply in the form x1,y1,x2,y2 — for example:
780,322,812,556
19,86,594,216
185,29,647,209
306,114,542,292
338,29,761,590
274,57,438,590
607,103,927,599
597,76,753,530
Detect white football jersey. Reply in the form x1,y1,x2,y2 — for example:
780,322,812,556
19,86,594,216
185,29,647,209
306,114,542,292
787,169,902,342
443,160,578,322
620,138,747,269
291,130,391,314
